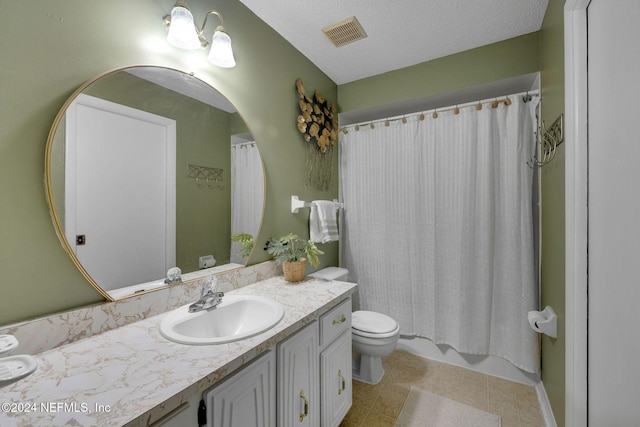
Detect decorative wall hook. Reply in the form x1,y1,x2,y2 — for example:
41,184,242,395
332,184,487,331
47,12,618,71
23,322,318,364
187,164,224,189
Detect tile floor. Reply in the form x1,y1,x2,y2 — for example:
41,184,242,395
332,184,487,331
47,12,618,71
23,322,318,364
340,350,545,427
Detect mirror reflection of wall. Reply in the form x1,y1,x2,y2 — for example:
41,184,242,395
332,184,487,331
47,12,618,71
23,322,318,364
46,66,265,301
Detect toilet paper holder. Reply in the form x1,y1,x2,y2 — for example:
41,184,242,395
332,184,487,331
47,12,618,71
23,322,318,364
527,306,557,338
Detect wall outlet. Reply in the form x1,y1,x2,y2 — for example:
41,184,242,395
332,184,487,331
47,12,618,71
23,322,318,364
199,255,216,269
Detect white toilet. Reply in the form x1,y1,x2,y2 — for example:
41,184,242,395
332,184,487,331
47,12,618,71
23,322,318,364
309,267,400,385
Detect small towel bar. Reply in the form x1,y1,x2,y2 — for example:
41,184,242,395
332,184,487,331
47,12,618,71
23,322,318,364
291,195,343,213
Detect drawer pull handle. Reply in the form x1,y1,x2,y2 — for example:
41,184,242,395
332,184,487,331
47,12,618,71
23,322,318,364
338,370,346,395
332,314,347,325
299,389,309,422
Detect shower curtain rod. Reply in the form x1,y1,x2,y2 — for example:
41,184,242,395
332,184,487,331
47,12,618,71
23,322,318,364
341,89,540,132
232,141,256,148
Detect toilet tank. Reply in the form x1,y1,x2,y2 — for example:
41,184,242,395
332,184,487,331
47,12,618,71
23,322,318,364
308,267,349,281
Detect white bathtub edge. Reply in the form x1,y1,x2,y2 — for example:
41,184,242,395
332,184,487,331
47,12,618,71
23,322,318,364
396,336,539,386
535,381,558,427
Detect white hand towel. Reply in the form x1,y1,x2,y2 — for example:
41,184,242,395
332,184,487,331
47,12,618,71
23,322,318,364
310,205,323,243
310,200,339,243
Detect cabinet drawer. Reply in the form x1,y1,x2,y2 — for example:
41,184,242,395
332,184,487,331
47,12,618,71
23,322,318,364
320,298,351,348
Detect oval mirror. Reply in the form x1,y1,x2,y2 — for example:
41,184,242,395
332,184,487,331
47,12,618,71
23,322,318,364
45,66,265,300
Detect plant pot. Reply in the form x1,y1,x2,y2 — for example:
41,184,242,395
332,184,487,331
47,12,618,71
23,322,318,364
282,258,307,282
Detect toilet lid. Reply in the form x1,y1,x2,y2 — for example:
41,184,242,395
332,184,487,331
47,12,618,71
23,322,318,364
352,311,398,334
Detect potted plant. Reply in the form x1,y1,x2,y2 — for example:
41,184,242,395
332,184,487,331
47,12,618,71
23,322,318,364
231,233,255,259
264,233,324,282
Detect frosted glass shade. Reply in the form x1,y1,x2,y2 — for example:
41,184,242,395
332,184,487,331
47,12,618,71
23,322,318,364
167,6,200,50
208,28,236,68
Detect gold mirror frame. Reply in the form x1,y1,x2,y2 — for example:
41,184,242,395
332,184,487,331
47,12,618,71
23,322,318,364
44,65,265,301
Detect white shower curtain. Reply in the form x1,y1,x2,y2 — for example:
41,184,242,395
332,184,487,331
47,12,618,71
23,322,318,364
339,96,540,373
230,142,264,264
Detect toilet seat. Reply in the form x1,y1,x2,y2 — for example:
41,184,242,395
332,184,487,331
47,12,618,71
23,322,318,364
352,311,399,339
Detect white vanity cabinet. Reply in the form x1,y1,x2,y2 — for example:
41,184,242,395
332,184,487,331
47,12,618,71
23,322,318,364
319,299,352,427
1,275,358,427
277,321,320,427
155,297,353,427
277,297,353,427
150,351,276,427
320,331,351,427
204,350,276,427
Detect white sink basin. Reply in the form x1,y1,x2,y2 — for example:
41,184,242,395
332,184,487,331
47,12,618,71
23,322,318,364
160,294,284,345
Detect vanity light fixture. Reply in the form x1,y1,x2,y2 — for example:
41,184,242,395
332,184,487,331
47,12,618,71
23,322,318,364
164,0,236,68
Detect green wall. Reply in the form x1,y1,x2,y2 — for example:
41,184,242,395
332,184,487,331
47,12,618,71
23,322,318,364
338,32,540,113
539,0,566,424
0,0,338,326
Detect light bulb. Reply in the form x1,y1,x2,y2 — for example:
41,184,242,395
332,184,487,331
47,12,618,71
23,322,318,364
207,27,236,68
166,6,200,50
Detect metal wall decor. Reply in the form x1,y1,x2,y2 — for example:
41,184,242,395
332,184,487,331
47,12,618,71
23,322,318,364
187,164,224,189
528,113,564,168
295,78,338,191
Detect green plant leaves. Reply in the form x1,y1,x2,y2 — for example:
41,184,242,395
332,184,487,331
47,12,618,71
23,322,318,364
264,234,324,267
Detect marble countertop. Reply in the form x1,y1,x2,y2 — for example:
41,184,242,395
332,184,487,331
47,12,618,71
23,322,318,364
0,276,356,427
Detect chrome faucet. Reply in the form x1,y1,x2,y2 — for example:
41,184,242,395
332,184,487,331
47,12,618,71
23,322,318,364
188,277,224,313
164,267,182,285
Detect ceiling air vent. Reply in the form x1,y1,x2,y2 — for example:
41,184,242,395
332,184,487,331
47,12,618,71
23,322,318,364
322,16,368,47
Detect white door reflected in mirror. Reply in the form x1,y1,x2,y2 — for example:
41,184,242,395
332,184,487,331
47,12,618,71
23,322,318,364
66,94,176,292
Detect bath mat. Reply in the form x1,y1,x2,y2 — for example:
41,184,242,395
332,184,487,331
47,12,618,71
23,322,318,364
395,387,501,427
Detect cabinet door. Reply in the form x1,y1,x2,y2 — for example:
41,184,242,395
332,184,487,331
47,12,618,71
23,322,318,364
277,321,319,427
205,351,276,427
320,330,352,427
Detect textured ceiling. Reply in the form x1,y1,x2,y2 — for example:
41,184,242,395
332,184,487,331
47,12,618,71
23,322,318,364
238,0,549,85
